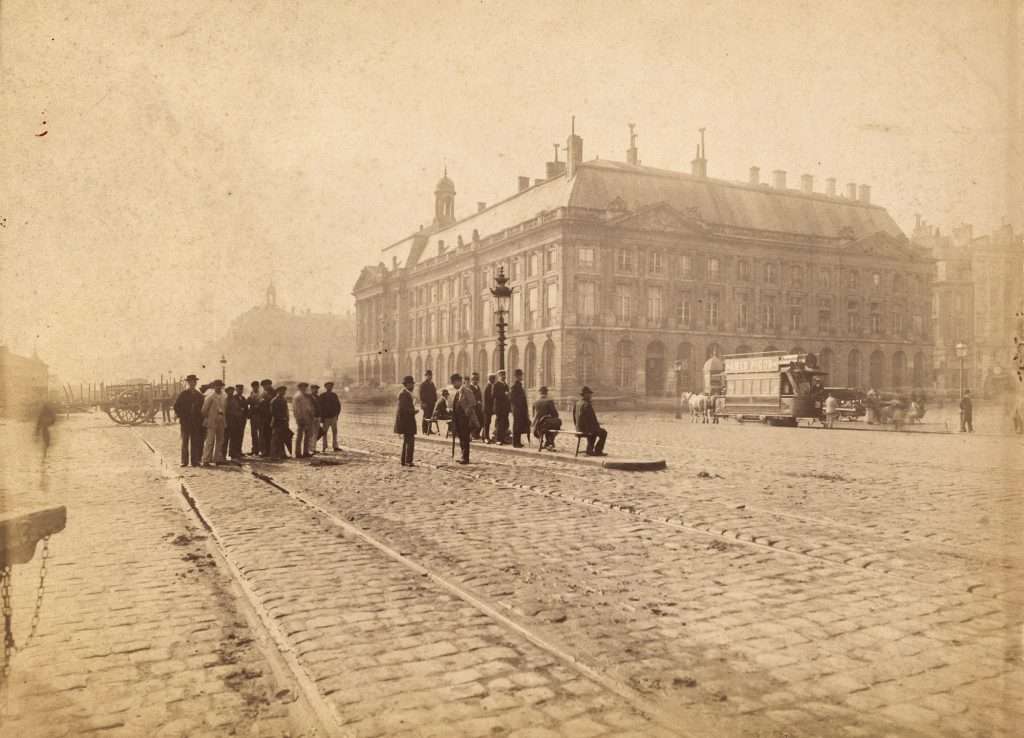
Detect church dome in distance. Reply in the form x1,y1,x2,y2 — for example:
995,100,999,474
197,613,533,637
435,173,455,193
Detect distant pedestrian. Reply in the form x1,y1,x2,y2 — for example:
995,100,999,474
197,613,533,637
419,370,437,435
226,384,246,459
395,375,418,466
531,386,561,450
248,380,262,454
319,381,342,451
450,373,478,464
201,379,228,465
270,385,290,460
161,396,172,424
469,373,484,439
173,374,205,467
573,386,608,456
310,385,322,452
35,400,57,460
492,369,510,444
510,369,529,447
482,373,496,442
824,392,839,429
960,390,974,433
292,383,315,458
258,379,274,456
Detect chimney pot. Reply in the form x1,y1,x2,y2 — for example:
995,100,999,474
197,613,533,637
517,176,530,192
545,160,566,179
749,166,760,185
772,170,787,190
857,184,871,204
846,182,857,199
801,174,814,194
477,201,487,212
826,178,837,196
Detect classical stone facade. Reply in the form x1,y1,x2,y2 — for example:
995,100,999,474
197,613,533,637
353,130,933,397
913,220,1024,395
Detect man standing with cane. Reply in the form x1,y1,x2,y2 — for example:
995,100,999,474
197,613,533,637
450,373,478,464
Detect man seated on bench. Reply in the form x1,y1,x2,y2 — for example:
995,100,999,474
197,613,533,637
429,389,453,434
531,385,561,450
573,385,608,456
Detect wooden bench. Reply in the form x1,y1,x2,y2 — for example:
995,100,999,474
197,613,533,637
425,416,452,437
540,429,593,457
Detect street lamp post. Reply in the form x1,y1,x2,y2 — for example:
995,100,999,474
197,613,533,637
220,353,227,383
955,341,968,430
490,267,512,371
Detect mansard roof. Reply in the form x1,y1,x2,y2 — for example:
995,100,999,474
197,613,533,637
379,159,905,272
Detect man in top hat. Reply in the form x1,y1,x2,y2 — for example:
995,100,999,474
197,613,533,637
510,368,530,447
319,381,342,451
226,384,247,459
492,369,510,444
482,373,496,442
173,374,205,467
394,375,418,466
450,373,479,464
573,385,608,456
201,379,228,465
419,369,437,435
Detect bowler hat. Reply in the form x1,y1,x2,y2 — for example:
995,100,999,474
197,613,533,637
402,375,414,384
539,386,549,394
212,379,225,387
185,374,198,382
580,385,593,395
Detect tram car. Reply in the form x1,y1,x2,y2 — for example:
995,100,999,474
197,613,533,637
717,352,829,426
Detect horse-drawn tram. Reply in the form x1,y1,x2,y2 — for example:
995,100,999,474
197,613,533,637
717,352,828,426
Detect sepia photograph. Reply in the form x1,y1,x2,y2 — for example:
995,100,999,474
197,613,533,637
1,1,1022,736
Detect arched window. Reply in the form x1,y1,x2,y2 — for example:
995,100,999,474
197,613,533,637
706,343,721,359
414,355,423,380
507,344,520,375
425,354,434,377
492,346,502,373
578,337,598,386
524,342,537,388
457,350,469,376
819,347,833,376
912,352,925,387
848,349,861,388
478,349,488,378
615,340,635,390
892,351,906,389
677,343,693,390
541,340,556,387
869,350,885,389
447,351,456,380
646,341,666,396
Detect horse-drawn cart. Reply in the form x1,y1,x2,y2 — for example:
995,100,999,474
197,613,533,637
97,383,175,425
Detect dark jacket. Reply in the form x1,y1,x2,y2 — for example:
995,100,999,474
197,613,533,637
433,397,452,420
532,397,560,436
419,379,437,409
226,394,246,420
310,393,322,418
573,398,602,435
960,397,973,417
394,388,417,435
492,380,510,414
271,394,289,427
510,381,529,422
483,382,494,414
319,390,341,418
259,392,274,426
173,388,205,430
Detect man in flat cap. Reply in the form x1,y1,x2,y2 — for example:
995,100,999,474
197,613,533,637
201,379,228,465
573,385,608,456
173,374,204,467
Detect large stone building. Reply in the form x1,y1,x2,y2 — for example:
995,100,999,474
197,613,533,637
353,126,934,396
0,345,49,416
913,219,1023,395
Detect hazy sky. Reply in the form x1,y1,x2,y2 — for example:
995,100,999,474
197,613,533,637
0,0,1014,381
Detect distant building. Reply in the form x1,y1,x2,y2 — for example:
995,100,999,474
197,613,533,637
353,125,934,396
913,219,1024,395
0,345,49,415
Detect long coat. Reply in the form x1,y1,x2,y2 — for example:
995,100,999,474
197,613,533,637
173,388,205,431
419,379,437,410
492,380,510,414
394,388,417,435
451,386,478,434
483,382,495,415
510,381,529,424
573,398,601,435
201,392,227,430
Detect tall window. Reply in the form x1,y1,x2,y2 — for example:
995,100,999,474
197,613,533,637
705,294,720,328
647,287,664,322
577,281,596,317
789,308,803,332
680,254,693,278
545,282,558,325
707,257,721,281
510,293,521,331
461,304,471,335
738,259,751,281
848,311,860,333
616,249,634,272
912,314,923,336
416,316,424,344
578,340,597,384
819,310,832,333
526,285,539,329
528,252,539,278
817,269,831,290
577,246,595,268
510,259,520,282
737,299,751,330
893,313,903,334
648,251,664,275
764,263,778,284
870,305,881,333
844,269,859,289
762,302,776,329
615,285,633,321
677,293,692,327
791,266,803,288
615,341,634,389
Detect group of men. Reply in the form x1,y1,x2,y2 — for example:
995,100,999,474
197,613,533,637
173,375,342,467
394,368,608,466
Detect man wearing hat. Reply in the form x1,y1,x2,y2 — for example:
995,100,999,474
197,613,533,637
201,379,228,465
573,385,608,456
270,385,290,460
258,379,275,456
482,373,496,442
419,369,437,435
450,373,479,464
173,374,205,467
394,375,418,466
468,372,484,439
226,384,247,460
319,381,342,451
492,369,510,444
532,386,561,450
510,368,530,447
247,380,262,454
292,383,315,458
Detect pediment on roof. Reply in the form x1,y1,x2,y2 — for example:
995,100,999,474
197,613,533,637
352,265,385,293
607,201,709,234
842,231,915,259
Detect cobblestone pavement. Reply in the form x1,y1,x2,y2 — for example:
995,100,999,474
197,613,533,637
0,418,307,737
149,407,1020,738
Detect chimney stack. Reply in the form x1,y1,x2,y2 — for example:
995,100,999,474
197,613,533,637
749,166,760,185
566,116,583,178
826,177,837,196
690,128,708,178
846,182,857,199
477,201,487,212
772,170,787,190
518,176,531,192
857,184,871,204
546,143,566,179
626,123,639,165
801,174,814,194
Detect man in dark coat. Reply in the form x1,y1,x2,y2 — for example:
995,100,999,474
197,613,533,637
573,385,608,456
469,372,484,439
319,381,342,451
510,369,530,447
492,369,510,445
247,380,262,454
959,389,974,432
532,386,561,450
450,373,478,464
269,385,290,460
482,373,496,443
419,370,437,435
395,375,418,466
173,374,205,467
258,379,275,456
226,385,247,460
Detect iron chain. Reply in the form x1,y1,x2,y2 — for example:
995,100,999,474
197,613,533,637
0,535,52,683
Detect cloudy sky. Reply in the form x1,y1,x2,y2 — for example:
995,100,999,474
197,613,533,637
0,0,1015,381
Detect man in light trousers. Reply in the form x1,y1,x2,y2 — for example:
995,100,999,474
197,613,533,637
201,379,228,465
292,382,316,458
